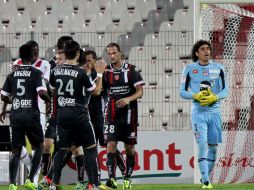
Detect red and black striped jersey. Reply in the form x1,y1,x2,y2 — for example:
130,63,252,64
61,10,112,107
103,61,145,124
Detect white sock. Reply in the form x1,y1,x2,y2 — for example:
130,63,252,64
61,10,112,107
20,146,31,173
32,150,41,185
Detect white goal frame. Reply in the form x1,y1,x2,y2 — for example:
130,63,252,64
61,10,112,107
193,0,254,184
194,0,254,42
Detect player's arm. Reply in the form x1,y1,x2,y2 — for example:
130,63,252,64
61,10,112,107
91,59,106,96
116,85,143,108
180,65,194,99
216,67,229,99
1,75,12,104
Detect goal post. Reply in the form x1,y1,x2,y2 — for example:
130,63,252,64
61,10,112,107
194,0,254,184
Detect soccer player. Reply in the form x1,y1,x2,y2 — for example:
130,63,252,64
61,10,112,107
1,44,51,190
49,40,109,190
82,50,126,189
180,40,228,189
103,43,145,189
11,40,51,185
39,39,86,190
40,36,73,180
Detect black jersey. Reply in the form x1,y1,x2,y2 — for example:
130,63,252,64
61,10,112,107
87,69,107,116
50,63,95,125
1,65,46,127
103,61,145,124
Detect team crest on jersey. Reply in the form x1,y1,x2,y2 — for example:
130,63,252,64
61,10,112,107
193,70,198,74
114,74,119,80
202,69,209,76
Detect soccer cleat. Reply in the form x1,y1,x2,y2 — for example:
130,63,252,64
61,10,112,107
74,182,87,190
38,176,52,190
9,184,17,190
86,183,94,189
202,182,213,189
96,183,114,190
24,179,37,190
49,183,62,190
105,178,117,189
123,179,132,189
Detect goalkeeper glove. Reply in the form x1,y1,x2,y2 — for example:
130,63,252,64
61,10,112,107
200,88,218,106
193,90,208,102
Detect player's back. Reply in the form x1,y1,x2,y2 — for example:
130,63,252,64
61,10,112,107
50,64,95,126
6,65,43,127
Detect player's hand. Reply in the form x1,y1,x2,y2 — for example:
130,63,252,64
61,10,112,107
193,90,208,102
94,59,106,74
116,98,130,108
11,64,20,71
200,88,218,106
83,62,92,75
45,102,51,115
0,109,6,123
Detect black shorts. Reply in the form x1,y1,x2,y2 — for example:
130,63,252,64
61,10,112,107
90,114,106,146
104,123,137,145
56,119,96,149
10,125,44,148
44,118,57,140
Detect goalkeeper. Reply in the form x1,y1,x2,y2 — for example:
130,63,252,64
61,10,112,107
180,40,228,189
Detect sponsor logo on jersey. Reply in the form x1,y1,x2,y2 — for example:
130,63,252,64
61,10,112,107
193,70,198,74
58,96,75,107
12,98,32,109
110,85,129,95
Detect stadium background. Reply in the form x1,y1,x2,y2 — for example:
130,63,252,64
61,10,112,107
0,0,254,187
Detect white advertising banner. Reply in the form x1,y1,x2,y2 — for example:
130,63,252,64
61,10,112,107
61,131,194,184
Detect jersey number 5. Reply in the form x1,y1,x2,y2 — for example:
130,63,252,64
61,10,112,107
17,79,25,96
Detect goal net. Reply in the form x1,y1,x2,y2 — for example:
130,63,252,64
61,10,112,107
198,2,254,183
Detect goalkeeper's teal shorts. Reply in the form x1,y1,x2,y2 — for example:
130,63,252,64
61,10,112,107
191,111,222,144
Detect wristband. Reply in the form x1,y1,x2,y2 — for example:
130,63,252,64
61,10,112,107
97,73,103,78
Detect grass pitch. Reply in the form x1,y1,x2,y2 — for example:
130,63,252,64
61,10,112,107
0,184,254,190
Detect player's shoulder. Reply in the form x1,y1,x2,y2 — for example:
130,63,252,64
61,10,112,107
41,59,50,66
183,61,196,70
13,59,21,65
210,60,224,69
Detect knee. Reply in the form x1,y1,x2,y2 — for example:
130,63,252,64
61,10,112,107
107,142,117,153
125,144,135,155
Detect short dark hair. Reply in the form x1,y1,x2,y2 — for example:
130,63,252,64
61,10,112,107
26,40,39,48
84,50,97,60
191,40,212,62
57,36,73,50
19,44,33,63
63,40,80,60
78,49,85,66
106,42,121,52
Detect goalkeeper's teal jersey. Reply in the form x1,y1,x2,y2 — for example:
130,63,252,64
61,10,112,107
180,60,228,112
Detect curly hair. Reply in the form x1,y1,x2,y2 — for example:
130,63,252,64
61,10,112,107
191,40,212,62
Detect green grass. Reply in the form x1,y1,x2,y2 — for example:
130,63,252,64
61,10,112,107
1,184,254,190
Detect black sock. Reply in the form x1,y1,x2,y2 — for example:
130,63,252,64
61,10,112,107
124,154,135,179
53,149,68,184
116,149,126,176
41,153,51,176
83,147,100,186
75,155,85,182
29,144,43,182
106,152,117,179
62,150,72,168
9,147,22,184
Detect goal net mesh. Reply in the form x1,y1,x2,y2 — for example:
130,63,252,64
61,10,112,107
200,3,254,183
